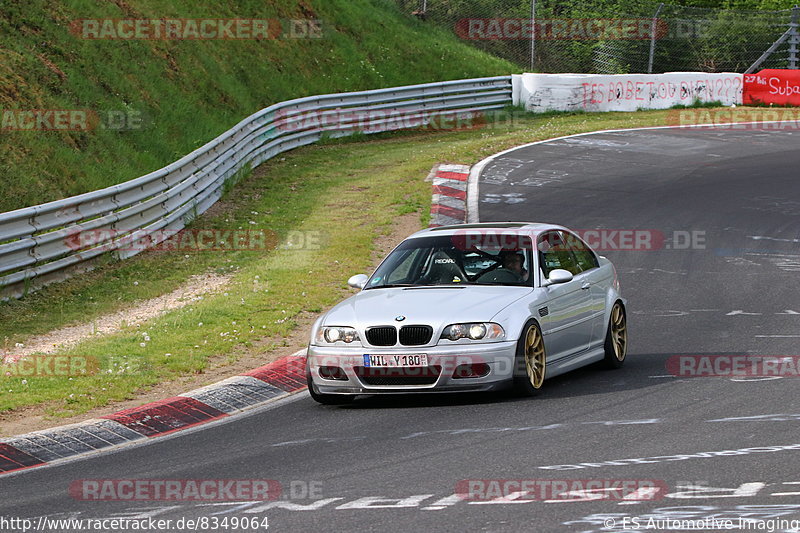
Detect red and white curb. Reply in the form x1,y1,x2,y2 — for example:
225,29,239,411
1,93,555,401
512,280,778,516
0,352,307,475
428,164,470,227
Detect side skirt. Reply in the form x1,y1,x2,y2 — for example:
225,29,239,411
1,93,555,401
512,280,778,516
545,347,605,379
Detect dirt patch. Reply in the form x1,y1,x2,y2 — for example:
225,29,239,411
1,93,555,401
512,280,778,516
2,273,232,363
371,214,424,265
0,212,423,437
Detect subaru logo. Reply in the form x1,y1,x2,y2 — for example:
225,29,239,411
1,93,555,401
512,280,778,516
395,315,406,322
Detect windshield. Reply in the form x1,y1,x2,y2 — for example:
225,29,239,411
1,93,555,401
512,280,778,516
365,233,534,288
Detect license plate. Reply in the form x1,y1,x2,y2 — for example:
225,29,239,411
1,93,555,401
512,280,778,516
363,354,428,368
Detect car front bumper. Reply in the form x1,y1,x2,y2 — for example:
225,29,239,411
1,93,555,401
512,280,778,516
307,341,518,395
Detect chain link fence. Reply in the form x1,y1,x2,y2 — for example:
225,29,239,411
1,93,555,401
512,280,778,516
395,0,800,73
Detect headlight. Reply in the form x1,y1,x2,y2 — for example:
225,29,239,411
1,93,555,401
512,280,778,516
441,322,505,342
316,326,360,345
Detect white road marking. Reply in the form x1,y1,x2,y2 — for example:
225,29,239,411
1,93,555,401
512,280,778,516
632,309,690,317
32,486,800,523
23,480,800,523
708,414,800,422
749,235,800,243
399,414,800,444
537,443,800,471
401,423,564,440
271,436,366,447
730,376,785,382
636,309,800,318
773,482,800,497
564,503,800,532
422,494,466,510
580,419,661,426
663,482,766,499
336,495,434,509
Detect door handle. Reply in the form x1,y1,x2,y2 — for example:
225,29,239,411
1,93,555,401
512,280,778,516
581,281,591,290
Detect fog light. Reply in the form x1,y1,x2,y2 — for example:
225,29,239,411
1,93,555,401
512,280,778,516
453,363,490,379
319,366,347,380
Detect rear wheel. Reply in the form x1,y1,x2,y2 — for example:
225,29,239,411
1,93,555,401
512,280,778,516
603,302,627,369
512,320,546,396
307,368,354,405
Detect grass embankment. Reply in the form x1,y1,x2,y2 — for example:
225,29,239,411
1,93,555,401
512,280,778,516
0,105,783,422
0,0,515,213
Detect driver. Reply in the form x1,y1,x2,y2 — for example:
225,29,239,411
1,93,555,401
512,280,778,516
500,251,529,281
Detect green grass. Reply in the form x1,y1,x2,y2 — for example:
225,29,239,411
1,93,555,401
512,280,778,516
669,99,725,109
0,0,516,213
0,105,784,421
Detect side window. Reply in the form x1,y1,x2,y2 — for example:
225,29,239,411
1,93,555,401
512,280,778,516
538,231,581,277
562,231,599,272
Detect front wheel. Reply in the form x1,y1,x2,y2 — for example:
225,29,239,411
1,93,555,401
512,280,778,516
512,320,546,396
603,302,627,369
307,368,355,405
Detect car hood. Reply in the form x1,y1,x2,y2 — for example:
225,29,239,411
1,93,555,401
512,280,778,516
323,286,532,329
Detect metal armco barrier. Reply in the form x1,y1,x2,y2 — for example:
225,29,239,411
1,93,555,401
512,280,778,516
0,76,513,299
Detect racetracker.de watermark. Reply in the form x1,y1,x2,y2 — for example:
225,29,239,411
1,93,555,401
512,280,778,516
0,109,146,131
666,108,800,130
666,355,800,377
577,229,705,251
455,479,667,501
69,18,323,40
1,355,99,377
455,18,667,40
69,479,282,501
2,354,145,376
65,228,280,253
273,108,518,133
449,229,705,252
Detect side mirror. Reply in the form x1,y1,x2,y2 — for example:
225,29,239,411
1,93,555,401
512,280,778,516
543,268,573,286
347,274,369,289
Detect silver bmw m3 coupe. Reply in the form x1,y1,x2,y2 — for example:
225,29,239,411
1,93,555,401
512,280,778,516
306,222,627,404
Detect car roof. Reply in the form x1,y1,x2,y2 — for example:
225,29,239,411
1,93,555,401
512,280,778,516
406,222,569,239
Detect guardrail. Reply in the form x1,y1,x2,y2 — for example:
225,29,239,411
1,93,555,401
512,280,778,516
0,76,513,300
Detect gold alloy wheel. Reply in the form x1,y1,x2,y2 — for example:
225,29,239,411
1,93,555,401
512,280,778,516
524,324,546,389
611,303,627,361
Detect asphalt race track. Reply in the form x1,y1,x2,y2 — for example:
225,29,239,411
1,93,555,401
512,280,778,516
2,126,799,533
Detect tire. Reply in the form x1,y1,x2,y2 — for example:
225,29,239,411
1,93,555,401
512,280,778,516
603,301,628,369
511,320,546,396
306,368,355,405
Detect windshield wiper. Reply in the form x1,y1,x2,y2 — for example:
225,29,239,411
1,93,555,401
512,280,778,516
364,283,417,289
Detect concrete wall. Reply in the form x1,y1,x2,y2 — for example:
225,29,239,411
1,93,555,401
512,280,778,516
514,72,743,112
